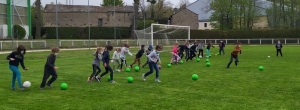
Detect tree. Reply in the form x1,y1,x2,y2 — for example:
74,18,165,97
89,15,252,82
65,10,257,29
35,0,42,38
177,0,190,8
101,0,124,6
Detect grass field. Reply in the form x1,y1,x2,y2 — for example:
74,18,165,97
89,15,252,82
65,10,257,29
1,45,300,110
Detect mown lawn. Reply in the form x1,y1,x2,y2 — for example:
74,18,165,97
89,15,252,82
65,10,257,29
0,45,300,110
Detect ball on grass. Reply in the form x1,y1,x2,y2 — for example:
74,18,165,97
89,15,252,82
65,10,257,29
206,62,211,67
199,56,202,58
108,76,111,81
205,59,209,62
259,66,264,71
60,83,68,90
126,68,131,72
179,61,183,64
23,81,31,88
134,66,139,72
127,77,134,83
167,64,172,68
268,56,270,58
192,74,198,81
196,58,200,62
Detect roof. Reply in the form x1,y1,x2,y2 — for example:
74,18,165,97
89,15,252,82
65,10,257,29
198,19,209,22
44,4,134,13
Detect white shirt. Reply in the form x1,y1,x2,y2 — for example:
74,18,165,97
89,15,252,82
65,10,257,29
120,47,132,58
112,51,120,60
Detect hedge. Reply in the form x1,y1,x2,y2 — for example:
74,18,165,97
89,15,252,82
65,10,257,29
14,25,26,39
44,27,131,39
190,30,300,39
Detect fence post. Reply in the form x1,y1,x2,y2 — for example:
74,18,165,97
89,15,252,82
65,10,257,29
72,41,74,47
95,40,97,46
298,39,299,44
16,41,18,47
176,39,178,43
248,39,250,44
30,41,33,49
215,39,217,44
44,41,47,48
0,42,2,50
260,39,261,44
59,40,61,47
156,40,158,45
205,39,206,44
272,39,273,44
117,40,119,46
285,39,286,45
127,40,129,44
226,39,227,44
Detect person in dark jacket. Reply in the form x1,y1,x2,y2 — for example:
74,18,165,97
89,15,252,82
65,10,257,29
7,45,28,90
40,47,60,89
177,44,186,59
219,41,225,55
130,45,145,68
187,42,197,61
98,45,116,83
275,40,283,57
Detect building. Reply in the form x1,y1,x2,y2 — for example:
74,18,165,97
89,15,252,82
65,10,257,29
198,19,215,30
43,4,134,27
171,5,199,30
0,0,31,39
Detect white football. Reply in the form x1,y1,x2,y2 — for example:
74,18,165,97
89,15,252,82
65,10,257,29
268,56,270,58
199,56,202,58
23,81,31,88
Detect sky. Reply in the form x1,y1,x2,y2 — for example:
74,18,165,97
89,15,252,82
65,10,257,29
31,0,197,7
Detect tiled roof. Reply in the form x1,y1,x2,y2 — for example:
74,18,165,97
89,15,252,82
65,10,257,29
44,4,134,13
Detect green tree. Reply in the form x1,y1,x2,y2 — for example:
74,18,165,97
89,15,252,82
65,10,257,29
32,0,44,39
101,0,124,6
13,25,26,39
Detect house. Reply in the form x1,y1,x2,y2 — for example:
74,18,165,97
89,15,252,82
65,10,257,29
198,19,214,30
171,5,199,30
43,4,134,27
186,0,274,30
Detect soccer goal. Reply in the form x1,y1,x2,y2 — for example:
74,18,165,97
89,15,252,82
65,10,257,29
134,24,190,50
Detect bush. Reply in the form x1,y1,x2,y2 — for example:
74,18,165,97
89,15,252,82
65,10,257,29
13,25,26,39
190,30,300,39
44,27,131,39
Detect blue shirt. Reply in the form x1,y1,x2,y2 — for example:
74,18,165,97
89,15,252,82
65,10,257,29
102,51,110,65
6,51,26,69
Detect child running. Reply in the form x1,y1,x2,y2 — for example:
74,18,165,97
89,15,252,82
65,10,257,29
206,41,215,57
187,42,197,61
7,45,28,90
177,43,186,59
219,41,226,55
40,47,60,89
197,41,204,58
275,40,283,57
120,44,133,71
170,43,180,64
98,45,116,83
142,45,163,82
227,43,242,68
111,48,121,72
130,45,145,68
87,47,103,82
142,45,153,68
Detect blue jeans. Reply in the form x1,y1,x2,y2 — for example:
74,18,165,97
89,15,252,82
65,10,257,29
9,65,22,89
144,62,159,79
219,47,225,55
206,49,211,56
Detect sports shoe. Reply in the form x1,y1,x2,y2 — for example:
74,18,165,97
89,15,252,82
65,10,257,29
110,80,117,84
12,88,15,90
87,77,92,82
142,74,146,81
155,79,161,82
19,86,25,90
47,84,52,88
40,87,44,90
95,76,101,82
129,65,133,68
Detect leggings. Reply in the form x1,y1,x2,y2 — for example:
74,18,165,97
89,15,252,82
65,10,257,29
100,65,114,81
9,65,22,89
198,49,203,57
120,58,127,69
90,64,101,78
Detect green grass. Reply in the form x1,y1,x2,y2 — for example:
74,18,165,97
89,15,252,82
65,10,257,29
1,45,300,110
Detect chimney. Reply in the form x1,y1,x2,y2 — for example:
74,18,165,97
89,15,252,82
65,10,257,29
180,4,186,9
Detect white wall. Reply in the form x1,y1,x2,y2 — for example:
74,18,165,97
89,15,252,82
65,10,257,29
198,22,214,30
0,24,29,39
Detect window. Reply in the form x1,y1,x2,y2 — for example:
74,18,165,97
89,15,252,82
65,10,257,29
204,23,207,27
98,18,103,27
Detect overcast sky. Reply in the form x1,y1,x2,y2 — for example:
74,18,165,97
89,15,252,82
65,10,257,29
31,0,197,7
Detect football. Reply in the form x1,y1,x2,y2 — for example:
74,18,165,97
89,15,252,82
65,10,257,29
23,81,31,88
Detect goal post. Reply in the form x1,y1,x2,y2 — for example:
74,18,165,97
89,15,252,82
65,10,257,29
150,24,190,45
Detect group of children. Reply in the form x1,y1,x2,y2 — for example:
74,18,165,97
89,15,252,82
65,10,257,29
6,40,284,90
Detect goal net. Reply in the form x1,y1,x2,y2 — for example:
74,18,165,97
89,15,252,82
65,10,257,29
134,24,190,51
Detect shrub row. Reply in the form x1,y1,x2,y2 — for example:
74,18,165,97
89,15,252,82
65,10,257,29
44,27,132,39
190,30,300,39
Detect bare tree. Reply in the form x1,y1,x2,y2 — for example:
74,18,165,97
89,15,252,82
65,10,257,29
177,0,190,8
35,0,41,38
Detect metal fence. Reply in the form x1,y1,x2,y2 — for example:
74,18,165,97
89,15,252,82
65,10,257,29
0,38,299,50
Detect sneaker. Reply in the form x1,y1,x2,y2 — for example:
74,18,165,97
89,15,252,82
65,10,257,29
129,65,133,68
19,86,25,90
12,88,15,90
110,80,117,84
47,84,52,88
142,74,146,81
155,79,161,82
87,77,92,82
95,76,101,82
116,69,121,72
40,87,44,90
